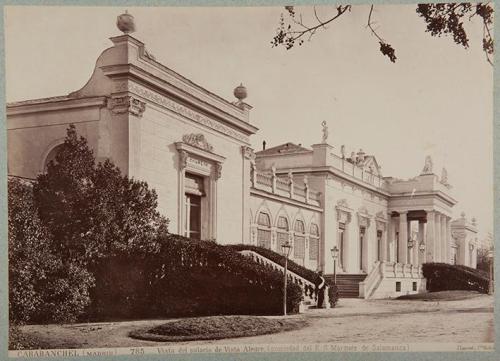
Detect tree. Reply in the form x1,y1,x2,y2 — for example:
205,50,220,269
34,125,169,265
272,3,493,65
477,232,494,274
8,178,94,325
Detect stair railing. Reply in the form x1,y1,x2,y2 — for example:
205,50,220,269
359,261,382,298
239,250,320,307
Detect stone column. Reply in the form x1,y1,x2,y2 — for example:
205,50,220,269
412,222,419,266
434,212,442,262
418,221,425,265
387,215,394,262
398,212,408,264
426,211,435,262
446,217,452,264
440,214,447,264
380,221,388,262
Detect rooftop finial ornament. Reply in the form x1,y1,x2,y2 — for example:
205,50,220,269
117,10,136,34
234,83,247,102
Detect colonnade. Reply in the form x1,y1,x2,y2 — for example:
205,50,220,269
386,210,452,266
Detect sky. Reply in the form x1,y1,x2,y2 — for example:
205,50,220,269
4,5,493,239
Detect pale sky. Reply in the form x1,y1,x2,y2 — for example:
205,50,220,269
4,5,493,239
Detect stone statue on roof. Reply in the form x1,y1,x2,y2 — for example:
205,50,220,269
421,155,433,175
321,121,328,143
440,167,448,185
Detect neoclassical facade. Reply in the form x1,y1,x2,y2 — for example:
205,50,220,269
7,13,478,299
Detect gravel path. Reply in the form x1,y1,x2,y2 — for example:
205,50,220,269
18,294,493,349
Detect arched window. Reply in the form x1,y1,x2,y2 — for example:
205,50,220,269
309,223,320,261
294,220,306,259
43,144,64,172
276,216,289,250
257,212,272,249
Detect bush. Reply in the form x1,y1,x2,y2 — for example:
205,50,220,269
8,178,94,324
227,244,322,285
422,262,489,294
87,235,303,320
328,284,340,308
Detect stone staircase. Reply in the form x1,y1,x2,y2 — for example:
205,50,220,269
325,274,367,298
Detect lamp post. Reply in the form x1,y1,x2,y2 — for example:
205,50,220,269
330,246,339,285
281,241,292,316
419,241,426,265
407,236,414,265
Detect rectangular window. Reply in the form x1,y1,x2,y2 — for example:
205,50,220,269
186,194,201,240
413,282,417,291
396,281,401,292
338,223,345,269
257,229,271,249
294,236,305,259
377,230,383,261
277,232,288,250
309,238,319,260
360,226,366,270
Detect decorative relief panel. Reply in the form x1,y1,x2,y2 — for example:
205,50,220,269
241,146,256,160
375,220,386,231
182,133,214,152
119,82,249,142
357,206,371,228
337,209,352,224
107,95,146,117
186,156,212,174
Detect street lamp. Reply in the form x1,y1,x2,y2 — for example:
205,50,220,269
281,241,292,316
419,241,426,265
330,246,339,285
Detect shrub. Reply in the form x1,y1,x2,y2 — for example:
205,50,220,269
87,235,303,320
328,284,340,308
422,262,489,294
8,178,94,324
227,244,322,285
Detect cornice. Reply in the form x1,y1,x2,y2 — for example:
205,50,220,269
250,188,323,212
7,96,107,116
101,63,258,136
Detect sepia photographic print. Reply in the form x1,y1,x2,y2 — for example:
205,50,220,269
2,2,496,360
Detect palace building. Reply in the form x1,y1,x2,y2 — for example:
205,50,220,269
7,12,479,299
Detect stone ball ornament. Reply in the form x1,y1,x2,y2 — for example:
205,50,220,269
234,83,247,101
117,10,136,34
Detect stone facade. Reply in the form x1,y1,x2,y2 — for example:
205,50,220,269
7,21,479,299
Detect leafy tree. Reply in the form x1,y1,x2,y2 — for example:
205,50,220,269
34,124,169,265
272,3,493,64
8,178,94,324
477,232,494,274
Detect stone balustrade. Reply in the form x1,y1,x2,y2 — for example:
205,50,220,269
239,250,323,309
251,168,321,207
329,152,387,190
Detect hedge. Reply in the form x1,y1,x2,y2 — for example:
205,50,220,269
86,234,303,320
422,262,490,294
226,244,322,285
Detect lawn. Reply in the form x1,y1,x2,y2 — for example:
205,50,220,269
129,315,308,342
396,290,484,301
